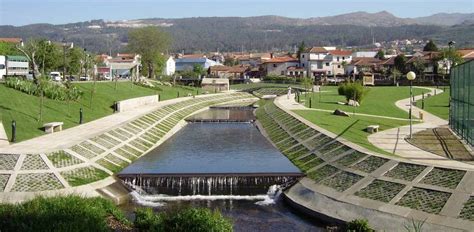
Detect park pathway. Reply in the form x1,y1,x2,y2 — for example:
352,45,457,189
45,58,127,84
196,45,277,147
367,87,474,170
0,122,8,147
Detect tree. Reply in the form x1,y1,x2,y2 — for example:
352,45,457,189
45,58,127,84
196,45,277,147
391,68,401,85
438,48,464,66
423,40,438,52
375,50,385,59
394,54,407,74
0,42,21,56
192,64,205,75
297,41,306,61
127,26,171,79
412,57,426,80
36,40,62,75
16,39,41,80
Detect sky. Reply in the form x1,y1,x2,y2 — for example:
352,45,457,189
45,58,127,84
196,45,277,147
0,0,473,26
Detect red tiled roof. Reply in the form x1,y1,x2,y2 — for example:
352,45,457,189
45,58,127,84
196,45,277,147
380,57,396,65
0,38,22,43
351,58,381,66
329,50,352,56
263,56,298,64
182,54,206,58
305,47,327,53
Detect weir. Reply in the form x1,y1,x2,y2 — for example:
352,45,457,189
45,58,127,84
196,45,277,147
118,174,302,195
118,107,303,197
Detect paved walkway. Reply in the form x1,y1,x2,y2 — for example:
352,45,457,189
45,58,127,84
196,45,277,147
0,122,9,147
367,87,474,170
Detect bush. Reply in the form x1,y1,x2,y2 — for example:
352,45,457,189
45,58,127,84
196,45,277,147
135,207,233,232
347,219,374,232
0,195,130,232
5,77,83,101
337,82,369,104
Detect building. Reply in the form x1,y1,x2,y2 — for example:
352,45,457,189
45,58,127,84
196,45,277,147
103,53,141,79
346,57,382,76
163,56,175,76
201,78,230,92
208,65,248,79
175,56,220,72
352,51,377,58
261,55,299,76
299,47,352,77
0,55,29,79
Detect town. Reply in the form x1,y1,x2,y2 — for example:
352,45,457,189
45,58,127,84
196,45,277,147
0,3,473,232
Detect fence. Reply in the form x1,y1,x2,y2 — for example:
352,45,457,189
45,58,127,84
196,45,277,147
450,60,474,146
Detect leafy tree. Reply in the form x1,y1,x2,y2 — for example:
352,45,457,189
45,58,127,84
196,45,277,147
297,41,306,61
127,26,171,79
224,57,238,66
438,48,464,66
423,40,438,52
193,64,205,75
394,54,407,74
66,47,85,76
412,57,426,80
16,39,42,80
0,42,21,56
391,68,401,85
36,39,62,75
375,50,385,59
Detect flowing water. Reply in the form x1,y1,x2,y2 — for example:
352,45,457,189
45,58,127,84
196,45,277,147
118,108,326,231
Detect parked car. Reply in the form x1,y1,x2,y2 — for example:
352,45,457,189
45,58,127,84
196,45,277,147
50,72,62,81
79,76,90,81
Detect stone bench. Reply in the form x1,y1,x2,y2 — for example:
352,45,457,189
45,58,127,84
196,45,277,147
43,122,64,134
367,125,379,134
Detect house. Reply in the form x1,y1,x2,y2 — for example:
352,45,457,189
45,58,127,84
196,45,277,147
175,55,220,72
352,51,377,58
0,38,22,45
201,78,229,92
163,56,175,76
261,55,299,76
299,47,352,77
208,65,248,79
406,52,440,80
346,57,382,76
103,53,141,79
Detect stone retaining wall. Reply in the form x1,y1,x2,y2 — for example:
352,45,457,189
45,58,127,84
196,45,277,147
116,95,159,112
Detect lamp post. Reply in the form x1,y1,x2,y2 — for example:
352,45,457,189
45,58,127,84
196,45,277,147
407,71,416,139
62,38,73,81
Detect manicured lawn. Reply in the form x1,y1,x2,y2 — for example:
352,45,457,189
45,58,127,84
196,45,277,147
0,82,198,142
417,89,449,120
294,110,412,155
302,86,426,119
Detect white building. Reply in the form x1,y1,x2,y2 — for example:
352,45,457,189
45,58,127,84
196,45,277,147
352,51,377,58
300,47,352,77
163,56,175,76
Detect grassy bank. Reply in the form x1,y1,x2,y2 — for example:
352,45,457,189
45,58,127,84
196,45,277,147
294,110,411,155
0,82,198,142
417,89,449,120
302,86,426,119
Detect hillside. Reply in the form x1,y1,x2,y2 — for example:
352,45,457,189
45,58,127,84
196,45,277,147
0,11,473,53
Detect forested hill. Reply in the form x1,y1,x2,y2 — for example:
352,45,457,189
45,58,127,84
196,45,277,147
1,12,473,53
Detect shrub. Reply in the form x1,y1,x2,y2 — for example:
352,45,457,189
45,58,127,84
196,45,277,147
347,219,374,232
0,195,130,232
5,77,83,101
135,207,233,232
337,82,369,104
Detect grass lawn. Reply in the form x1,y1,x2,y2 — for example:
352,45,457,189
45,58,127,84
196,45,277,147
294,110,412,155
417,89,449,120
301,86,426,119
0,82,199,142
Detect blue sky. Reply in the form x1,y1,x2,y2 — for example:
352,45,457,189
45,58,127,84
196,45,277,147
0,0,473,26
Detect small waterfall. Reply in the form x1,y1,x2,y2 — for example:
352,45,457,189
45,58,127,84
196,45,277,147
120,175,300,196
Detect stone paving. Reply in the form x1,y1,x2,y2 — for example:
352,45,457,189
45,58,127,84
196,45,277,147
256,95,474,230
0,92,256,198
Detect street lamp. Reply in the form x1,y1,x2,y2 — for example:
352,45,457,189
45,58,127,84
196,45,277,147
62,38,73,81
407,71,416,139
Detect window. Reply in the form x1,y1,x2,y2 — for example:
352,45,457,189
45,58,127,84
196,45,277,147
342,57,345,60
338,65,341,68
302,55,305,58
326,62,330,66
281,71,285,75
273,64,277,68
302,63,305,67
337,57,340,61
0,64,5,69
